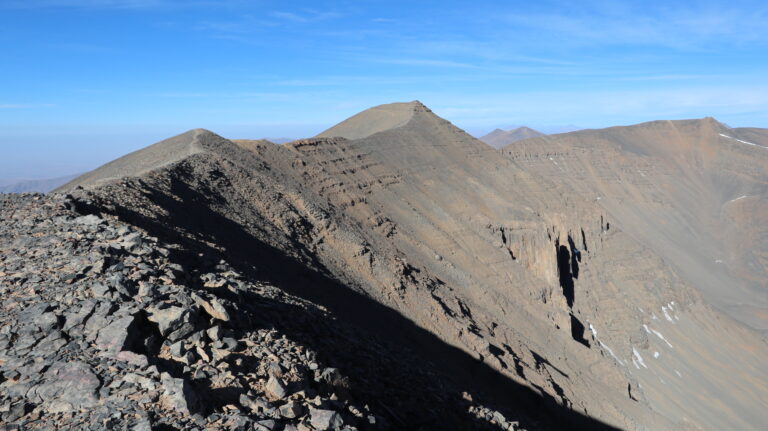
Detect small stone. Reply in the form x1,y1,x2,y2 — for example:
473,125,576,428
193,293,231,322
133,414,152,431
121,232,143,250
206,325,222,342
279,400,304,419
309,407,343,430
73,214,102,226
95,314,137,356
265,375,287,400
146,305,196,342
169,340,185,358
253,419,276,431
160,372,199,415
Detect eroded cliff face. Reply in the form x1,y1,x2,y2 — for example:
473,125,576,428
57,102,768,430
503,118,768,333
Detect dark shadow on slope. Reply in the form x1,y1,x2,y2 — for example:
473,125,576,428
556,244,575,307
567,235,581,279
79,181,621,431
570,314,590,348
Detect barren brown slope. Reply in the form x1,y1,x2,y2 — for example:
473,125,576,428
481,127,545,149
59,104,768,430
503,119,768,332
56,128,222,191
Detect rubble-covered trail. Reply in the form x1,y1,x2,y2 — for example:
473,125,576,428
0,193,524,431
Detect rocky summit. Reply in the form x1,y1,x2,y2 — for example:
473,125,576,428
1,101,767,431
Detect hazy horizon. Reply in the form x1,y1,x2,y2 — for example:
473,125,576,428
2,0,767,179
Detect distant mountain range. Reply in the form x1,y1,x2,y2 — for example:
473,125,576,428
480,126,546,148
0,173,80,193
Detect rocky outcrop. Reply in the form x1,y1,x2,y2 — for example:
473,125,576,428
0,193,522,430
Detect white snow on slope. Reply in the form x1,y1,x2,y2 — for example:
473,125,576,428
651,328,673,348
662,305,674,323
719,133,767,149
632,347,648,369
589,323,625,366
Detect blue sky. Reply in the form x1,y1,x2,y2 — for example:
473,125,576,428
1,0,767,179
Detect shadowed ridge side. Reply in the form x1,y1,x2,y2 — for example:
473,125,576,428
315,100,426,140
55,128,230,192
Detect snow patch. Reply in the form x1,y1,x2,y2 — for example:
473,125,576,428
632,347,647,369
719,133,766,149
601,343,624,366
651,328,673,348
589,323,625,366
662,306,674,323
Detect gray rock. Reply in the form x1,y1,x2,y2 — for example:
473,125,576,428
265,375,287,399
33,361,100,412
160,372,199,415
132,414,152,431
279,400,304,419
146,305,197,342
73,214,102,226
63,299,97,331
2,402,31,423
34,311,60,332
310,407,343,430
121,232,143,250
95,314,137,356
169,340,185,358
253,419,276,431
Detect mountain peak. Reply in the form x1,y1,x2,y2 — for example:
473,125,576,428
316,101,433,140
56,128,230,191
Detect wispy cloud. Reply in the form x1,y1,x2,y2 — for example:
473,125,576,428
495,4,768,49
270,9,339,23
379,58,477,68
192,8,341,41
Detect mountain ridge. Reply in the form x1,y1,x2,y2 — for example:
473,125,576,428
47,102,768,430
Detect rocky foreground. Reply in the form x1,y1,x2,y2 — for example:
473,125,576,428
0,193,523,431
